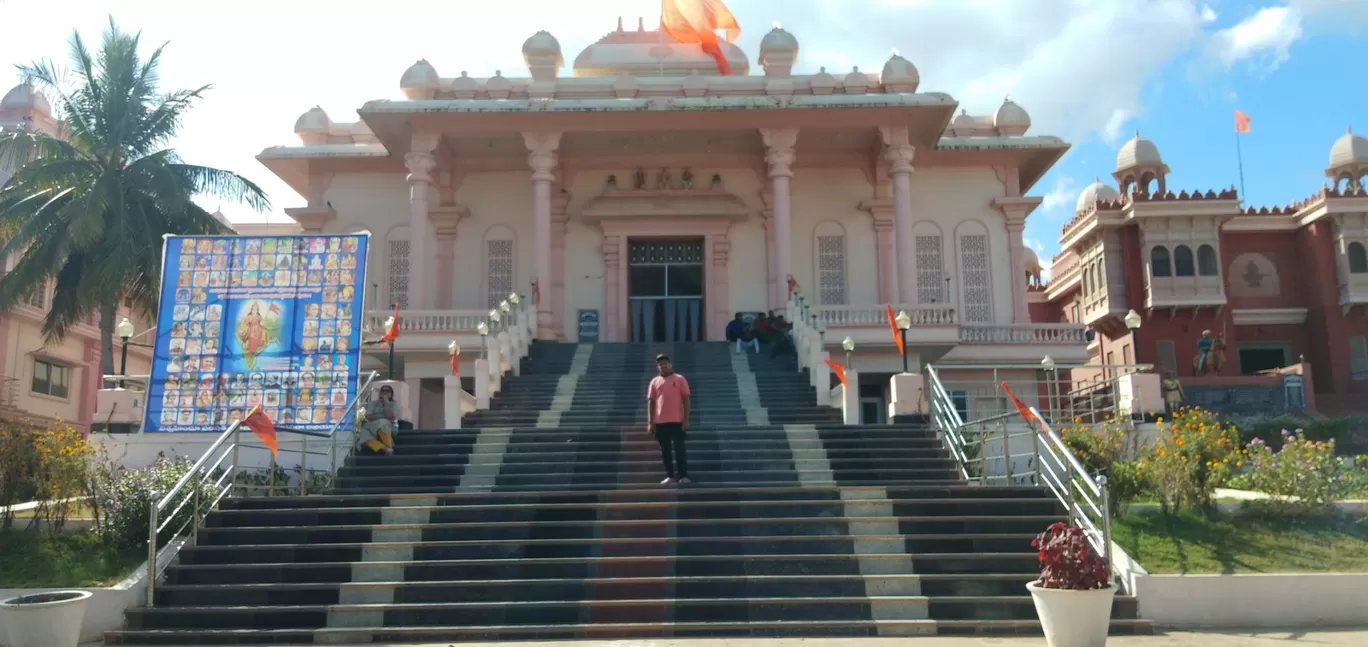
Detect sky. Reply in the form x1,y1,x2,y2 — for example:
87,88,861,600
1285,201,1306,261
2,0,1366,275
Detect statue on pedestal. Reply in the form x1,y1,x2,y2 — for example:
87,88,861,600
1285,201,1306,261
1161,371,1184,414
656,168,673,190
633,168,647,190
1192,330,1226,376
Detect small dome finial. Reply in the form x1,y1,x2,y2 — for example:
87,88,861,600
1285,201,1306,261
637,16,645,31
617,16,623,31
773,21,782,29
891,47,900,56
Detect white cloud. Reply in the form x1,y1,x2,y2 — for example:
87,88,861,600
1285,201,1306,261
1206,5,1303,70
1201,5,1219,22
1039,176,1078,216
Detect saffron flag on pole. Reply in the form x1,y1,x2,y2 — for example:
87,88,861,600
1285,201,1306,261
1000,382,1038,425
885,304,905,356
787,275,798,295
381,304,401,344
243,405,279,458
823,360,847,387
1234,110,1252,134
661,0,741,75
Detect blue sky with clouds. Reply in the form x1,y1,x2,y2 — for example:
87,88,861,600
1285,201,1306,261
2,0,1365,271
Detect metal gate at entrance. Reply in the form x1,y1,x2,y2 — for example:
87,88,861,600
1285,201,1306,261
628,239,705,342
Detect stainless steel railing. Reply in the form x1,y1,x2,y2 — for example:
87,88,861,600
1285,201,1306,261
926,364,1114,584
144,370,379,606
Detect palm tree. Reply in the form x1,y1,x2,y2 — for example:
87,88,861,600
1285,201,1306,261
0,18,270,377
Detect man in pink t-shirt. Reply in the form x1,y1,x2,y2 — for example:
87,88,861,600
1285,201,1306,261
647,353,692,485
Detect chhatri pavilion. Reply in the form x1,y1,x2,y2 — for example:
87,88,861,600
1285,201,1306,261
257,18,1087,422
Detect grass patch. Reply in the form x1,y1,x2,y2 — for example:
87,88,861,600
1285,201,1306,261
0,531,144,588
1113,511,1368,575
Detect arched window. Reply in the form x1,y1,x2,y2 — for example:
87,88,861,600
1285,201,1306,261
1083,266,1094,296
956,223,993,323
484,228,516,309
1150,246,1172,278
814,222,848,305
913,228,945,304
1197,244,1219,276
1093,260,1106,291
1173,245,1195,277
1350,241,1368,274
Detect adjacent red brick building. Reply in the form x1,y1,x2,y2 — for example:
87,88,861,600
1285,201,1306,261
1035,129,1368,416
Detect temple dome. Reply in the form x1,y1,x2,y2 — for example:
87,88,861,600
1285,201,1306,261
293,106,331,138
994,97,1030,135
880,53,919,92
1,83,51,115
1076,178,1121,212
759,27,798,54
1329,128,1368,168
1023,247,1041,274
523,31,562,58
399,60,440,99
572,22,749,78
1117,132,1163,171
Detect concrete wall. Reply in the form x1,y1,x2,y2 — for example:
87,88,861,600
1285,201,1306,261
1136,573,1368,629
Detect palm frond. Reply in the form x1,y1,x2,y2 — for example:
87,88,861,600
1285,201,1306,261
169,163,272,213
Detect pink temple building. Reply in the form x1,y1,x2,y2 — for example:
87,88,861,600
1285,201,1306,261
256,20,1089,424
1036,130,1368,417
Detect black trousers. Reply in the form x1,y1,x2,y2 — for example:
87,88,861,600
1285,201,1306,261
654,422,688,478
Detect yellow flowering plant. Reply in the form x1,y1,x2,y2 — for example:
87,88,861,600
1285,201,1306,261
1143,406,1245,515
30,423,96,533
1060,416,1147,514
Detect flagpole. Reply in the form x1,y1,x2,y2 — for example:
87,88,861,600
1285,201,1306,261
1235,128,1247,203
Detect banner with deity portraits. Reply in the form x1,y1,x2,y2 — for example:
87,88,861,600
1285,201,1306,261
143,233,370,433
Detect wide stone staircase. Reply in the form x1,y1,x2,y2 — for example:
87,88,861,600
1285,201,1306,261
107,341,1151,644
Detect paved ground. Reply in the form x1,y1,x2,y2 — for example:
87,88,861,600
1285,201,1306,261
379,631,1368,647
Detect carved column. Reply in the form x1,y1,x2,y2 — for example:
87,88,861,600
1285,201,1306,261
550,189,571,340
602,235,622,342
860,199,898,303
761,128,799,308
405,142,437,309
707,234,732,340
993,197,1043,323
880,126,916,304
430,206,466,309
758,191,778,311
523,132,562,340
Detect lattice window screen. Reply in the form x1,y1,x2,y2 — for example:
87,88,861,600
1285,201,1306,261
1351,336,1368,377
816,235,847,305
915,235,944,304
1156,340,1179,374
486,239,514,309
959,235,992,322
387,240,410,309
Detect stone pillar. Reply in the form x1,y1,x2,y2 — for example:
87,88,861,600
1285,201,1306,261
432,212,459,309
602,235,623,342
707,235,732,341
404,377,422,426
993,198,1043,324
761,128,799,309
841,369,861,424
550,190,571,340
404,146,437,309
861,201,898,303
759,195,778,311
443,376,464,429
880,126,916,304
523,132,562,340
474,358,491,409
815,351,831,407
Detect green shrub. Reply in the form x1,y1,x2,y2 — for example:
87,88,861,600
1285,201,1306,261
98,454,222,550
1241,430,1358,513
1142,407,1244,516
1239,415,1368,454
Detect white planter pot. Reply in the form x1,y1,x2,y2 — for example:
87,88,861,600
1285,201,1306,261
0,590,92,647
1027,581,1116,647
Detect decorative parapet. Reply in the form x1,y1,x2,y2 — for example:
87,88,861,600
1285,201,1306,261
959,323,1086,345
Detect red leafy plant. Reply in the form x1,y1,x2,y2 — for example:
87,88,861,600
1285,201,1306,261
1032,522,1111,590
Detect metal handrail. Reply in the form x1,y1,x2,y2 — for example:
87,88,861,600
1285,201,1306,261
925,365,1114,585
144,370,380,606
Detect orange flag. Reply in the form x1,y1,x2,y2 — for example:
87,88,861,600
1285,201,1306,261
885,304,905,356
243,405,278,458
1234,110,1251,134
381,304,400,344
1000,382,1038,424
787,275,798,295
450,351,461,377
823,359,847,387
661,0,741,75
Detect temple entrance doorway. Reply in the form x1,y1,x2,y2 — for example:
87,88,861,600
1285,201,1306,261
628,239,705,342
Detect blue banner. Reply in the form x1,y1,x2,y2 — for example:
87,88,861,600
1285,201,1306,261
144,234,370,433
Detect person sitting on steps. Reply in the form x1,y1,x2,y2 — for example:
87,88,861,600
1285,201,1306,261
725,313,759,354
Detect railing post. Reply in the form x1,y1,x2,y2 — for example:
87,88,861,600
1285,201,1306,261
1064,457,1079,522
300,434,310,496
1001,418,1013,484
978,426,988,485
191,472,201,544
146,503,158,606
1099,474,1113,578
230,425,241,493
1032,422,1043,486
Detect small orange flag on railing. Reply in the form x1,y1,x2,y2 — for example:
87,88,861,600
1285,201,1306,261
243,405,278,458
450,352,461,377
1000,382,1038,424
381,304,401,344
824,360,847,387
885,304,905,356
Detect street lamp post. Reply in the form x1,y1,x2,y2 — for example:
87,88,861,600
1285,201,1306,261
508,293,520,325
488,309,501,332
1042,355,1057,422
842,336,855,368
894,310,912,373
116,317,135,388
477,322,489,359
